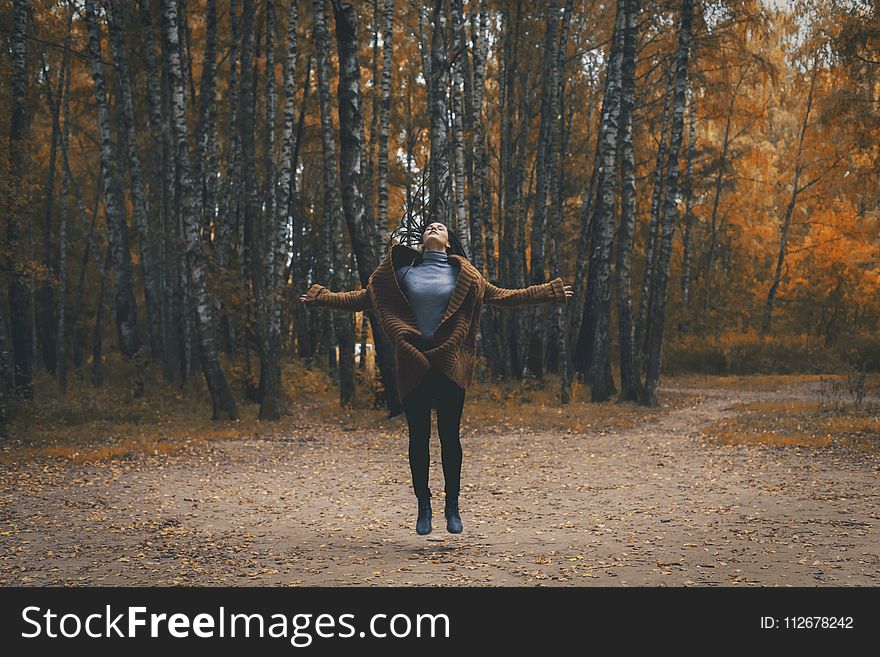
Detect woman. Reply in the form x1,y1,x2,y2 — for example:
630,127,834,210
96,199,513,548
299,222,572,535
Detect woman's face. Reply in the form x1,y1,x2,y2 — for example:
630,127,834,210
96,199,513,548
422,222,451,252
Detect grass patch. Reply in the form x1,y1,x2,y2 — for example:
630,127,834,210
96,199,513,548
700,398,880,450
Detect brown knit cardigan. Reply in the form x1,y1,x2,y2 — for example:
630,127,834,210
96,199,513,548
302,243,568,403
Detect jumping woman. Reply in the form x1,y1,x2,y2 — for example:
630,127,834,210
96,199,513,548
298,221,572,535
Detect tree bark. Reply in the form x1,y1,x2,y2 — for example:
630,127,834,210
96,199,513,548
331,0,402,413
550,0,574,401
258,0,300,420
762,60,818,336
138,0,175,379
57,31,73,393
450,0,471,253
107,0,165,363
680,88,697,313
468,0,488,274
376,0,394,255
429,0,451,226
38,52,64,376
239,0,259,395
7,0,33,398
522,0,563,382
586,0,625,401
529,0,560,286
642,0,694,407
635,60,674,370
162,0,239,419
314,0,355,405
84,0,142,360
703,74,741,313
92,245,112,388
257,0,280,417
615,0,642,402
216,0,241,358
196,0,219,240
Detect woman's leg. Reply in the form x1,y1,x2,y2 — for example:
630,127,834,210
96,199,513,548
435,373,466,500
402,372,435,500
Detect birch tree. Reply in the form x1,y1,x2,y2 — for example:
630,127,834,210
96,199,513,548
314,0,355,405
7,0,33,398
762,59,819,336
376,0,393,251
586,0,625,401
84,0,141,360
429,0,451,225
642,0,695,407
615,0,642,401
162,0,238,419
107,0,164,362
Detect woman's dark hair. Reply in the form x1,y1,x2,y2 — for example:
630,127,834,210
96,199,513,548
388,167,470,261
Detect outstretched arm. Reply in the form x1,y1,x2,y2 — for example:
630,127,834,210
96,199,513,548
484,276,572,308
298,283,371,312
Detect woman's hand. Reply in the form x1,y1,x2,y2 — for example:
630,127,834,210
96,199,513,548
563,284,573,301
298,292,310,304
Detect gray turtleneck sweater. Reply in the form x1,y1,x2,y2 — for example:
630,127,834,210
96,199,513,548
395,249,460,339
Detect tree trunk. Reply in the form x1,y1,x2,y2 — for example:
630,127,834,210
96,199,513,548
196,0,219,240
0,281,9,429
522,0,562,382
571,36,613,381
162,0,238,419
216,0,241,358
92,245,112,388
38,53,63,376
331,0,401,412
529,0,559,286
641,0,694,407
450,0,471,253
762,61,818,336
71,185,101,371
257,0,280,417
680,90,697,312
239,0,259,396
470,0,503,377
429,0,451,226
615,0,641,402
550,0,574,401
139,0,175,380
259,0,300,420
314,0,355,406
703,77,738,313
468,0,488,273
57,36,73,393
85,0,142,360
290,58,313,363
635,61,674,370
366,0,380,258
7,0,33,398
587,0,625,402
376,0,394,253
107,0,164,363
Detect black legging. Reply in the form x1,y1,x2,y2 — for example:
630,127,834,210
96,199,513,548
401,366,466,501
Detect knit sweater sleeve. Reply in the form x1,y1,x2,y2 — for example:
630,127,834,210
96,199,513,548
303,283,371,312
483,276,567,307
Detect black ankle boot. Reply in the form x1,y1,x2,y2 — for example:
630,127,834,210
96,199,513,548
445,497,463,534
416,497,432,535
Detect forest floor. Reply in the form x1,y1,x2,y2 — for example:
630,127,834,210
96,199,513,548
2,373,879,586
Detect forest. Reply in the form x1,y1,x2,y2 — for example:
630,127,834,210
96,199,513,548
1,0,878,425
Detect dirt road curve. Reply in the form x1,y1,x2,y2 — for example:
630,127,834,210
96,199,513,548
2,382,878,586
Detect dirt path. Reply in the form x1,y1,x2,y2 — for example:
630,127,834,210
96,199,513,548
2,381,878,586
